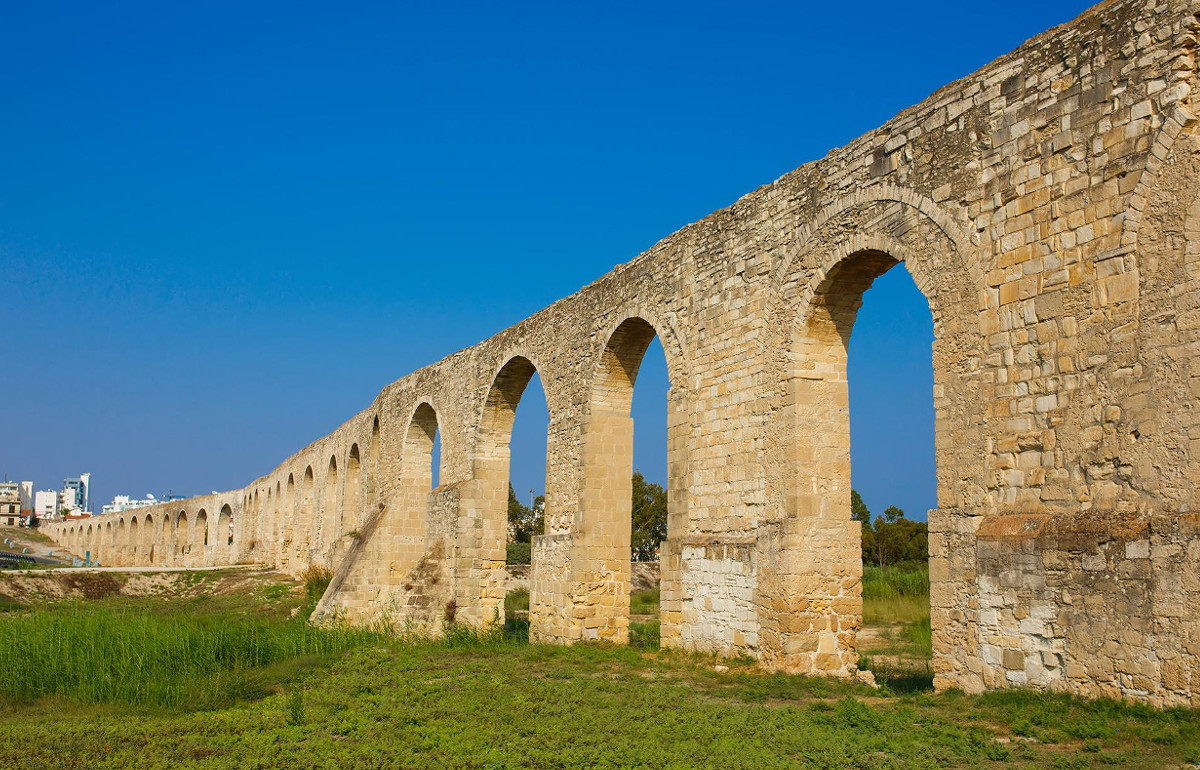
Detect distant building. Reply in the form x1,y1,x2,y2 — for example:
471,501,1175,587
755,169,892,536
0,482,21,526
101,494,160,515
61,473,91,514
17,481,32,515
34,490,59,520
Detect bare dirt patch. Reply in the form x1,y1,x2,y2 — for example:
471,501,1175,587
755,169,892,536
0,568,297,605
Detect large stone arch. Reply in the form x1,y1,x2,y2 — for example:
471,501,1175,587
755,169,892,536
464,354,548,628
761,195,985,683
564,313,691,645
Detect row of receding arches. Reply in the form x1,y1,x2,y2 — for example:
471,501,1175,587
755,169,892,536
57,504,236,568
42,314,702,642
43,242,942,661
284,315,682,637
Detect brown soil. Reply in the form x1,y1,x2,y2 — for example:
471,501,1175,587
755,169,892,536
0,567,296,605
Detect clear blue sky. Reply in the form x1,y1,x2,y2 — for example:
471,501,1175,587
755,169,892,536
2,1,1093,521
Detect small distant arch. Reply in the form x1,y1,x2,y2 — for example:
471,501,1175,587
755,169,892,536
346,443,363,530
299,466,315,566
195,508,209,549
141,514,154,563
217,504,235,563
320,454,339,558
175,511,189,563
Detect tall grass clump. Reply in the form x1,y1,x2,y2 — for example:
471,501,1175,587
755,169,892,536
862,564,929,600
862,564,930,626
0,603,382,710
302,565,334,605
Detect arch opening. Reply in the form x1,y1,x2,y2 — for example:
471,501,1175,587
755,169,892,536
344,444,363,543
174,512,189,565
582,316,680,647
217,504,234,563
478,356,549,638
194,509,209,566
779,248,937,682
319,456,338,567
299,467,315,568
142,514,154,564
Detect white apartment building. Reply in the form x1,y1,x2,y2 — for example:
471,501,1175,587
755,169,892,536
101,494,160,515
34,490,59,519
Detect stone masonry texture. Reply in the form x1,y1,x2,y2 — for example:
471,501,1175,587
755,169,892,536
43,0,1200,706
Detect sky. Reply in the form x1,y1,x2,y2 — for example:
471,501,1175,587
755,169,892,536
1,0,1095,521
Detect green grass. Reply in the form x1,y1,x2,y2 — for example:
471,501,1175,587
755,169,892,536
860,564,933,690
0,525,55,546
2,571,1200,767
630,586,660,615
504,588,530,640
0,577,382,711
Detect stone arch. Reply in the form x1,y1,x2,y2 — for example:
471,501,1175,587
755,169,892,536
142,514,154,564
1121,106,1199,251
103,522,113,565
591,307,690,395
271,481,280,566
174,511,189,564
396,402,440,570
162,515,174,565
300,466,315,568
763,201,985,682
128,516,139,563
193,509,209,566
367,414,381,516
217,504,234,563
576,315,689,644
345,443,362,533
472,355,547,625
772,183,982,292
284,474,296,571
116,518,127,566
319,454,339,565
249,488,259,556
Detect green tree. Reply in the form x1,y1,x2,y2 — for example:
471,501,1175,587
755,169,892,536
851,490,874,564
631,471,667,561
507,482,545,545
870,505,928,568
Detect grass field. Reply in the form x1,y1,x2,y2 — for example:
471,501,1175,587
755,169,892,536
1,569,1199,768
860,564,933,690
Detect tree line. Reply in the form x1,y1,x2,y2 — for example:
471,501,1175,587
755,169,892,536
507,479,926,568
851,490,928,569
507,471,668,563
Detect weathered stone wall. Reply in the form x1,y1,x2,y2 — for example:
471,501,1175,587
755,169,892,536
43,0,1200,706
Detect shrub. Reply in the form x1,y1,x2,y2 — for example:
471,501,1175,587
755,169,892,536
506,542,531,565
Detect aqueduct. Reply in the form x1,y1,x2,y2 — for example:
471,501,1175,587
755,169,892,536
44,0,1200,705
